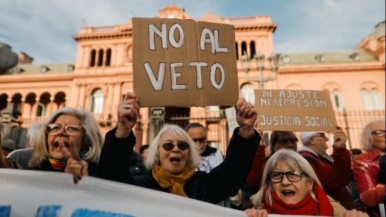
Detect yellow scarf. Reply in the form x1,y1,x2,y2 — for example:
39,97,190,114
152,164,195,197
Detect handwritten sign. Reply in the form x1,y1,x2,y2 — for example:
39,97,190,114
255,89,337,131
133,18,238,107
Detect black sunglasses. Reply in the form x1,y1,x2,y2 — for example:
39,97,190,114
268,170,307,183
192,137,206,143
162,142,190,151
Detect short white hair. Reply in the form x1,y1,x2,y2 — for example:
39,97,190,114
145,124,200,170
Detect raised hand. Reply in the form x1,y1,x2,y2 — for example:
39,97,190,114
333,126,347,148
116,92,140,138
235,97,257,139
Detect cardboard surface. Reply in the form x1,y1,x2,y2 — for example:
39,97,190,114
133,18,238,107
255,89,337,131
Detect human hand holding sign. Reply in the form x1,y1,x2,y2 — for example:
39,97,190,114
235,97,258,139
116,92,140,138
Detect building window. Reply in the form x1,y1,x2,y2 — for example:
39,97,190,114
90,50,96,67
240,83,255,105
105,49,112,66
250,41,256,59
235,42,239,60
91,89,104,114
332,90,344,112
241,41,247,59
362,89,382,110
36,103,46,117
315,54,325,63
98,49,104,67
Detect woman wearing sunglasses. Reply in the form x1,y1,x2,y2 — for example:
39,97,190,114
97,92,260,204
28,107,103,182
244,150,369,217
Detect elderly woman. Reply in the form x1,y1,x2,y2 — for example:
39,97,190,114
28,107,103,181
97,92,260,204
244,150,368,217
353,119,385,217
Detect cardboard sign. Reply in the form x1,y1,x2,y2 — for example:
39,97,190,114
133,18,239,107
255,89,337,131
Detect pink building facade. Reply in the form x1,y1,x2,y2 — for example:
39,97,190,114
0,5,384,153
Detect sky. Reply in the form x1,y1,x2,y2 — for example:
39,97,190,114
0,0,384,64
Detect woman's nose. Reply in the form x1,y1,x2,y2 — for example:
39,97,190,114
281,174,291,185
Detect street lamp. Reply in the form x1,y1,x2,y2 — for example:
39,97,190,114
241,51,250,77
241,52,279,89
255,52,265,89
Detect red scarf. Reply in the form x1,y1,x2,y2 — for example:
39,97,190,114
263,184,333,216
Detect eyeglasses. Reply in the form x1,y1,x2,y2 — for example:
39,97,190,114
161,142,190,151
46,123,84,135
277,138,298,144
268,170,307,183
192,137,206,143
371,130,386,136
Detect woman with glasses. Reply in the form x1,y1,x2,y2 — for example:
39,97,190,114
28,107,103,182
244,150,368,217
246,131,299,194
298,128,355,210
353,119,385,217
97,92,260,204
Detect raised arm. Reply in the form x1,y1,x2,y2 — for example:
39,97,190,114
204,97,260,203
115,92,140,138
97,92,140,183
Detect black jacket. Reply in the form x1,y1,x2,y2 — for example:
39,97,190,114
97,127,260,204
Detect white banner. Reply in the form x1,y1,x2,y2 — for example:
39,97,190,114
0,169,318,217
0,169,248,217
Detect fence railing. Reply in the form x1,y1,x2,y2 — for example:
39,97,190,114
335,109,385,150
4,109,384,153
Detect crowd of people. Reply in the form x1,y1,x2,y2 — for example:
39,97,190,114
0,91,384,217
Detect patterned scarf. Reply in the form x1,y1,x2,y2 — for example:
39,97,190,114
152,164,195,197
264,184,333,216
48,155,66,171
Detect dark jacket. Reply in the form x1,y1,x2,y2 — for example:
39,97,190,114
97,127,260,204
298,146,355,210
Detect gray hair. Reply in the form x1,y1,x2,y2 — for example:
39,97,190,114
361,119,385,151
27,122,44,148
184,122,207,133
250,149,321,208
145,123,200,170
29,107,103,167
